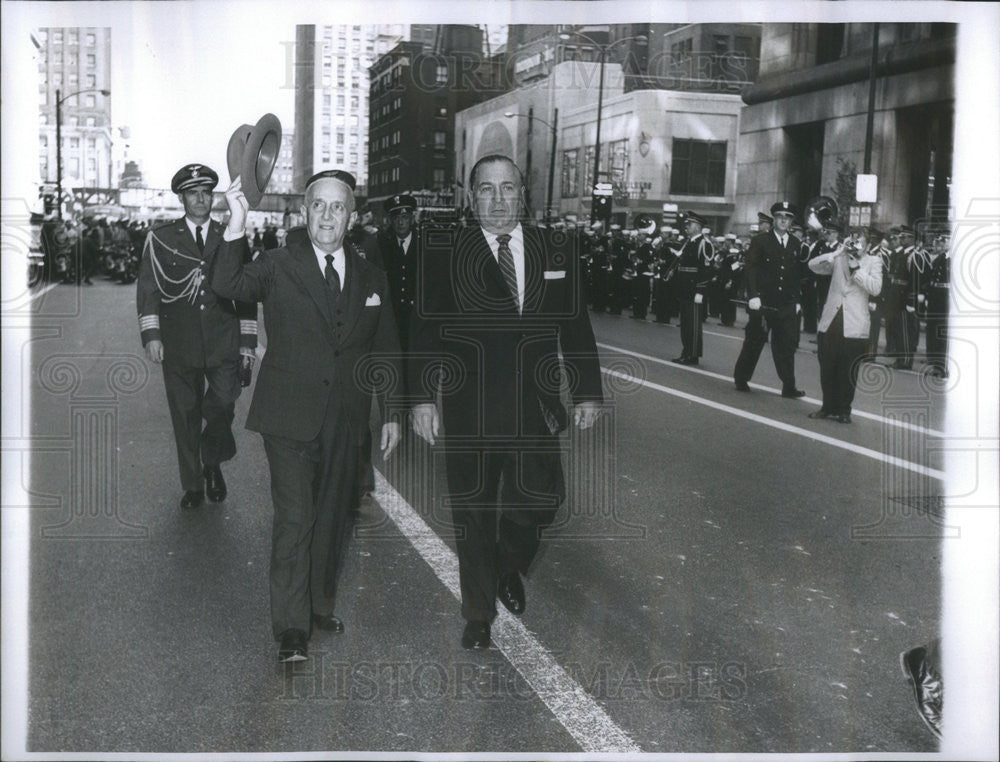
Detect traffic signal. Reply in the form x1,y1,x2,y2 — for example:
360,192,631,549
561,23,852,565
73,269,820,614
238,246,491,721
591,182,613,223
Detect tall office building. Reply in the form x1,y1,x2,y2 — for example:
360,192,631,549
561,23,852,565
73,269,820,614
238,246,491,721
291,24,406,194
36,27,113,190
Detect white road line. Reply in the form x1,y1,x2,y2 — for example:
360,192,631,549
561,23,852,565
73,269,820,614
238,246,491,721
373,469,641,755
597,341,945,439
601,367,946,481
26,281,60,303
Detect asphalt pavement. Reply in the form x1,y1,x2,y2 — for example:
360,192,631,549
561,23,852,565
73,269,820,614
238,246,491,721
20,280,944,754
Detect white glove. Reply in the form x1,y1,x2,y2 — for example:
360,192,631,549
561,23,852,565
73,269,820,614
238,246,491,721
694,293,704,304
905,305,916,313
795,303,802,315
224,176,249,236
748,297,761,311
917,293,926,303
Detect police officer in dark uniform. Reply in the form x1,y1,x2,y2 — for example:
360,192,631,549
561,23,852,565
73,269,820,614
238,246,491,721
671,211,714,365
733,200,805,397
923,232,950,377
718,241,742,327
377,194,420,351
650,227,678,324
885,224,923,369
630,214,656,320
137,164,258,508
607,225,629,315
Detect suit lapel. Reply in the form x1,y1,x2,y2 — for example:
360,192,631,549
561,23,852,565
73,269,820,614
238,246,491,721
339,244,373,342
289,239,336,334
522,226,545,314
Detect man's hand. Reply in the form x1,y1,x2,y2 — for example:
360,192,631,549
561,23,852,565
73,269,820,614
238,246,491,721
573,401,601,430
905,304,916,313
748,297,762,311
411,403,440,445
144,339,164,363
795,303,802,315
380,421,401,459
224,176,249,236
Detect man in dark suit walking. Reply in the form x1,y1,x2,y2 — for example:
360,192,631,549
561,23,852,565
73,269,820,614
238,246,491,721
136,163,258,509
213,170,402,662
733,200,806,397
408,155,603,650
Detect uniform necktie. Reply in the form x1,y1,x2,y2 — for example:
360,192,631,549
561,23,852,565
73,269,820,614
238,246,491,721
496,233,518,308
196,225,205,255
324,254,341,297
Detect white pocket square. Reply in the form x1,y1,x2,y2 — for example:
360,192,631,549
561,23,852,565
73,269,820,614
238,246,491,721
543,270,566,280
364,293,381,306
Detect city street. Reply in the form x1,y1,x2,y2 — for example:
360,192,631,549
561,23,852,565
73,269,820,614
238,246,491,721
22,278,944,754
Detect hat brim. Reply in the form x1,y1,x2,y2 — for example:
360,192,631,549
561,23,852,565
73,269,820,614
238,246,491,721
228,113,282,210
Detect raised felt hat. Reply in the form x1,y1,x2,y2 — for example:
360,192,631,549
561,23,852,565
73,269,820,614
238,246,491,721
226,113,282,209
171,163,219,194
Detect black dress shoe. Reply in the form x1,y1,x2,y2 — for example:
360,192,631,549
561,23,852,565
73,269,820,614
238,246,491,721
900,644,942,739
808,409,830,419
180,490,204,509
204,465,227,502
278,629,308,662
734,381,751,392
834,413,852,424
670,355,689,364
311,612,345,633
461,620,491,650
497,571,525,616
781,388,806,398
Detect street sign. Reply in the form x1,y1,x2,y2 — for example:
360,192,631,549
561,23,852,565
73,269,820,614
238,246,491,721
856,174,878,203
593,182,613,197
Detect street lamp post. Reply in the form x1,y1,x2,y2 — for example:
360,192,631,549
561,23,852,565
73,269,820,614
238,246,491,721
558,29,646,223
55,87,111,220
505,109,559,221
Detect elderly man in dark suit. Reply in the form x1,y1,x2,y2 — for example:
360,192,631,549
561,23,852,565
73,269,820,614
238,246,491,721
409,154,603,650
733,200,806,397
136,163,257,509
213,170,402,662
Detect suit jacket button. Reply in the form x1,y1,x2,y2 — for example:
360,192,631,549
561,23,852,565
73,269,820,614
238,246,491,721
200,305,205,310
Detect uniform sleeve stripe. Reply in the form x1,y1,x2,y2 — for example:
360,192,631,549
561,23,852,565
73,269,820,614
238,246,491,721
240,320,258,334
139,315,160,330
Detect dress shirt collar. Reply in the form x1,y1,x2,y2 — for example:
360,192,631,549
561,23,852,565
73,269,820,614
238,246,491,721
185,216,211,247
312,242,346,285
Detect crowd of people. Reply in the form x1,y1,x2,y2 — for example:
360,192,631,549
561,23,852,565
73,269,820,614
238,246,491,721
543,208,950,382
39,214,151,285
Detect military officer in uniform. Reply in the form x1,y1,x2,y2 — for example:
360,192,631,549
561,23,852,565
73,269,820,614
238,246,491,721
137,164,257,508
650,227,678,324
923,232,950,377
629,214,656,320
377,194,420,351
671,211,714,365
733,200,806,397
885,224,923,369
757,212,772,237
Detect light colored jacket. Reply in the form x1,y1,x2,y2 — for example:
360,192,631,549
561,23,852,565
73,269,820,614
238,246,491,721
809,249,883,338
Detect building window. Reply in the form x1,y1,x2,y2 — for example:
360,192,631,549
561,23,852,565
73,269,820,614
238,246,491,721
669,139,726,196
86,74,96,87
53,30,63,44
69,30,79,44
86,117,95,126
561,148,579,196
86,53,96,68
815,24,846,65
436,65,448,85
434,131,446,149
86,33,96,46
85,94,95,107
583,145,597,191
608,139,629,185
69,73,78,87
336,133,344,145
432,168,446,189
70,137,80,150
87,137,96,151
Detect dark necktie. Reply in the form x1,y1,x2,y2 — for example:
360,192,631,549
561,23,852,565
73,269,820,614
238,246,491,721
195,225,205,255
496,233,518,308
324,254,341,297
399,237,407,252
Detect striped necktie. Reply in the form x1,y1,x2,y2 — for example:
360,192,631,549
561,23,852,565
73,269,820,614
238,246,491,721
496,233,518,308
